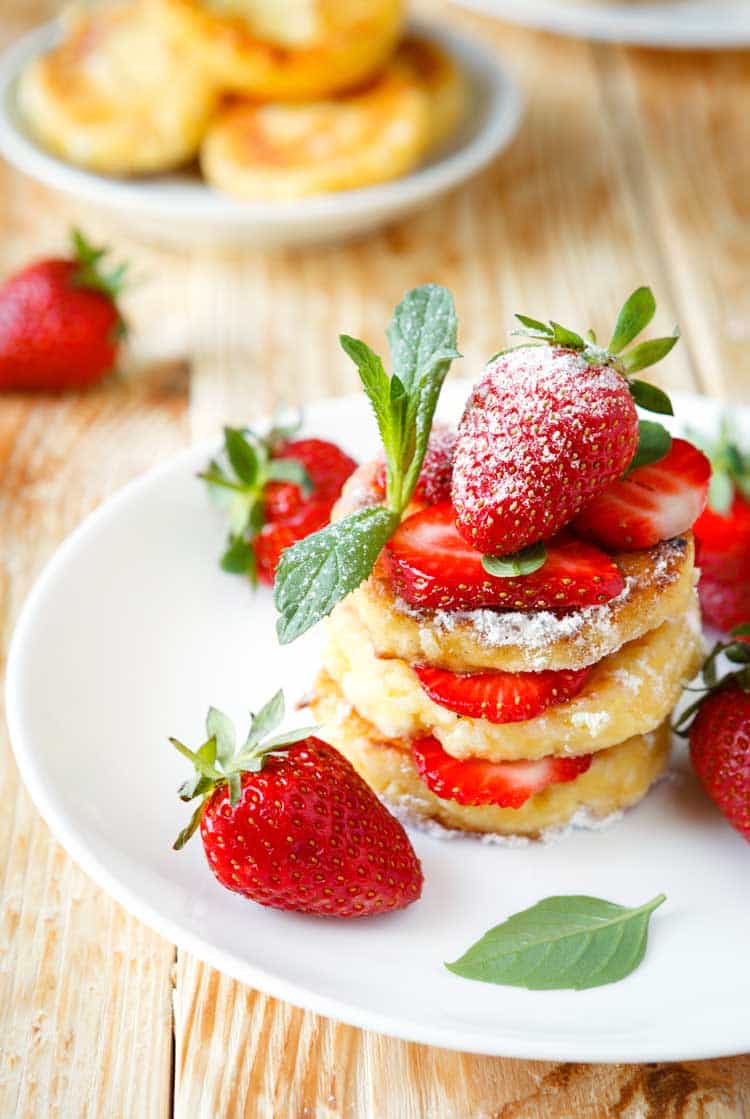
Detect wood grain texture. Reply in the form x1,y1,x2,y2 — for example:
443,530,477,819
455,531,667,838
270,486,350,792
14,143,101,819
1,0,749,1116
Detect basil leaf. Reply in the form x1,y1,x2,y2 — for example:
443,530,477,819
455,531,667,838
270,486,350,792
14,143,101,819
628,420,672,472
620,331,679,374
608,287,656,355
482,542,547,578
627,379,674,416
274,506,400,644
224,427,259,485
446,894,666,991
549,322,585,350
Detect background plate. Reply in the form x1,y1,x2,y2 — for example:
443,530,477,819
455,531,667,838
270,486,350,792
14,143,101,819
6,385,750,1062
450,0,750,48
0,20,522,248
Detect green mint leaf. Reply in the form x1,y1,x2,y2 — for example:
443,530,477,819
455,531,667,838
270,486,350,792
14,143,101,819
206,707,236,766
274,506,400,644
627,379,674,416
267,457,313,496
482,542,547,578
514,313,553,335
387,286,459,502
224,427,259,486
446,894,666,991
220,536,256,575
608,287,656,355
549,322,585,350
620,331,679,374
339,334,394,455
708,468,734,515
245,689,285,749
386,284,460,395
628,420,672,472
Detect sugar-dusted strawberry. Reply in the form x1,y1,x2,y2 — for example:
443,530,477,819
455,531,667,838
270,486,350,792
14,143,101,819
412,735,592,808
385,503,624,611
675,629,750,841
692,427,750,635
452,288,679,556
573,438,710,551
202,420,357,585
0,229,126,391
413,664,592,724
373,425,456,507
171,690,423,916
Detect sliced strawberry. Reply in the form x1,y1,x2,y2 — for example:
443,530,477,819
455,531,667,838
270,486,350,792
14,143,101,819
412,736,592,808
574,438,710,551
385,503,624,611
413,664,592,724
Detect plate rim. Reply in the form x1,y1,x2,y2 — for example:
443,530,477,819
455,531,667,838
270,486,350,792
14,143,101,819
0,18,523,225
6,386,750,1063
450,0,750,48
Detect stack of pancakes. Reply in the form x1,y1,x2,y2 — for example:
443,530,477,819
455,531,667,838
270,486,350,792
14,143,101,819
311,464,703,838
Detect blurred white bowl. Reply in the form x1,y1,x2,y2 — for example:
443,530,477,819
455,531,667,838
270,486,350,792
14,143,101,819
0,19,522,249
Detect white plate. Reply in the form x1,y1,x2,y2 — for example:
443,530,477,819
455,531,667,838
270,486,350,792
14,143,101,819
0,20,522,249
6,385,750,1062
451,0,750,48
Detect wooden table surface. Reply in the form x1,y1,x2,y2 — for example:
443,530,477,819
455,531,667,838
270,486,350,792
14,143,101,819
1,2,749,1116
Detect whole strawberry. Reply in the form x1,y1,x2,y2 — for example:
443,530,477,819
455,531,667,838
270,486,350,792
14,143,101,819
675,627,750,841
0,229,126,391
201,416,357,585
171,690,423,916
692,426,750,636
452,288,678,557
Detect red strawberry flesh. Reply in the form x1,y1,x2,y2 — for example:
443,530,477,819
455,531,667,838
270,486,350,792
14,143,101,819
412,735,592,808
414,664,592,724
385,503,624,611
574,437,710,551
452,347,639,554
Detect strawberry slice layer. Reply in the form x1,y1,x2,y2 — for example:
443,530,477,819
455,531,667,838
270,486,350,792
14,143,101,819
385,503,624,611
413,664,592,724
412,736,593,808
574,438,710,551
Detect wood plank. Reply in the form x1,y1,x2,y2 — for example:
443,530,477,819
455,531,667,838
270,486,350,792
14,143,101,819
0,132,189,1116
608,45,750,401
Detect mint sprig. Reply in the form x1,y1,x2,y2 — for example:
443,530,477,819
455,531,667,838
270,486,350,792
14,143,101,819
274,285,460,645
446,893,666,991
200,412,310,583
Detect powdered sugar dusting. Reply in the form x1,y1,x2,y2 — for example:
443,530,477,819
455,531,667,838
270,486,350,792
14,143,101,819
452,346,639,552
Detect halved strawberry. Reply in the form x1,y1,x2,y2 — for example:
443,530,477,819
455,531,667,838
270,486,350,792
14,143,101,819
412,736,592,808
413,664,592,724
385,503,624,611
573,438,710,551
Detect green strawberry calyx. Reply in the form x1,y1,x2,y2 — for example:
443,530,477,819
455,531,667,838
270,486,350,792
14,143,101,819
689,420,750,515
512,287,679,477
199,409,312,583
672,624,750,736
170,689,319,850
70,228,129,336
